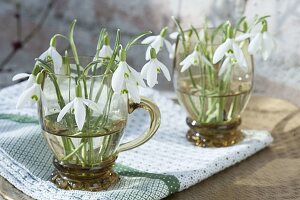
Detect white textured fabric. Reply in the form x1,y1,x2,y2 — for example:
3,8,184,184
0,83,273,199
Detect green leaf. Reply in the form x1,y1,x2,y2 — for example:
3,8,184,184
172,16,186,43
211,22,225,44
255,15,271,25
191,25,200,41
95,28,107,53
81,60,104,77
69,19,80,67
125,31,152,51
236,16,246,29
108,29,121,71
35,58,54,74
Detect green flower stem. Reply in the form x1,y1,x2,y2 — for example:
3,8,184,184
69,20,80,77
81,76,95,164
62,142,86,162
93,89,114,129
97,136,110,162
172,16,187,52
94,68,110,103
100,90,114,127
188,68,197,88
38,61,86,162
218,66,233,122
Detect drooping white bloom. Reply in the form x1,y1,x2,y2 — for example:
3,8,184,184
12,73,36,89
168,43,176,59
235,19,275,60
98,45,113,58
16,83,45,109
112,59,145,103
57,97,101,130
213,38,247,69
141,48,171,87
248,32,275,60
169,32,179,40
142,27,173,60
39,46,63,74
218,52,236,77
180,49,212,72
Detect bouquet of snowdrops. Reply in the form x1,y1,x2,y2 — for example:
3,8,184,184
12,20,172,132
170,16,275,124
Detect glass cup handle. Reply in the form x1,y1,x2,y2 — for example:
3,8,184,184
117,96,161,153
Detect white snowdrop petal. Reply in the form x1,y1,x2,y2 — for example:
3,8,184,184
201,55,213,68
179,56,191,66
16,84,36,109
164,40,173,57
82,99,101,112
151,37,163,54
145,45,152,60
38,48,49,60
99,45,113,58
169,32,179,40
169,44,176,59
180,63,192,72
25,75,36,89
141,62,150,79
213,38,231,64
74,98,86,130
141,36,157,44
12,73,30,81
235,33,252,42
248,33,262,54
128,66,146,88
262,32,275,60
146,64,158,88
218,57,231,77
112,62,126,93
57,101,74,122
50,47,63,74
156,59,171,81
232,41,247,68
126,82,140,103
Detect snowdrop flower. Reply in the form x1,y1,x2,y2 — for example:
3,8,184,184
16,72,46,109
248,31,275,60
168,43,176,59
141,48,171,87
38,38,62,74
57,84,101,130
112,49,145,103
97,35,113,58
180,45,212,72
218,52,236,77
169,32,179,40
142,27,173,60
12,65,41,89
236,20,275,60
213,38,247,68
98,45,113,58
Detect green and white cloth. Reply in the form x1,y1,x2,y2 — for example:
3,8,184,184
0,83,273,200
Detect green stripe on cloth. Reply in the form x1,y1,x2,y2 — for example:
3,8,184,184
0,114,180,197
115,164,180,195
0,114,38,124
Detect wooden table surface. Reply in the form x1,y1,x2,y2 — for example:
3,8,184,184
1,96,300,200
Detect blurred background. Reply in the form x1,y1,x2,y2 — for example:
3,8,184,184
0,0,299,104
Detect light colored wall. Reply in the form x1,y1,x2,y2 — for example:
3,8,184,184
0,0,299,104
